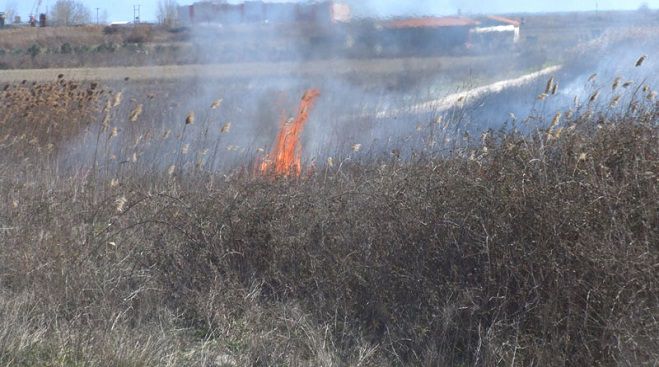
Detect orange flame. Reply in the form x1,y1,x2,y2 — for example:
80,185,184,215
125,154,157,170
260,89,320,177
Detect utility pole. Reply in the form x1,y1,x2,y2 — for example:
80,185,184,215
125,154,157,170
133,5,141,24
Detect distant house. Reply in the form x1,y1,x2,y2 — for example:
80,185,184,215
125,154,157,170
471,15,522,47
377,17,481,55
178,1,351,26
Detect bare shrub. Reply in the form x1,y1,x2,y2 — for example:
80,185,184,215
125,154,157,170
124,25,154,44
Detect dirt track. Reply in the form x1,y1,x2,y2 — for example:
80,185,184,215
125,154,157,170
0,55,506,82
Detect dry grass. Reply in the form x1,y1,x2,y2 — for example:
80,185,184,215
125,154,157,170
0,25,188,70
0,69,657,366
0,26,108,50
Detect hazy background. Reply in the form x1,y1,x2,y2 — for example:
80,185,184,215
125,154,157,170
1,0,657,23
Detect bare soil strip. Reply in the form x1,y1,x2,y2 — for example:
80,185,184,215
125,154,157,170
0,55,506,82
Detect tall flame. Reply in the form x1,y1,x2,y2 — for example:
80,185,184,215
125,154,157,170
260,89,320,177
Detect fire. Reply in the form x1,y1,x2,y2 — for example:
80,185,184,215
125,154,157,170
259,89,320,177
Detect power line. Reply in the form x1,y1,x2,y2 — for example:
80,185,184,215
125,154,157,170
133,4,141,24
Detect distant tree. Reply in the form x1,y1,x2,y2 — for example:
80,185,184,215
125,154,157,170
157,0,179,27
638,2,650,12
50,0,91,26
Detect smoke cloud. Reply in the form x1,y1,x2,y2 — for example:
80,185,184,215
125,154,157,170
54,3,659,174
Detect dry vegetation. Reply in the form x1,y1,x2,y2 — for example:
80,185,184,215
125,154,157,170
0,67,658,367
0,25,187,69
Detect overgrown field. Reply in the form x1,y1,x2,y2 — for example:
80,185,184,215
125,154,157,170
0,67,658,367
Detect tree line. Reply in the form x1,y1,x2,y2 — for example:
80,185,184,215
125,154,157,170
1,0,179,27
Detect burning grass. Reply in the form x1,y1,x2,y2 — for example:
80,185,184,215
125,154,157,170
0,71,657,365
259,89,320,177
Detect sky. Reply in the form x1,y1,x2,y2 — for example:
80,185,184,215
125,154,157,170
0,0,657,23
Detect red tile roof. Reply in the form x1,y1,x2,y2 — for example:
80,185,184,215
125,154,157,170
384,16,480,29
486,15,521,27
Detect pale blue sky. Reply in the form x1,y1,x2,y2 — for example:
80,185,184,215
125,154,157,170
1,0,657,23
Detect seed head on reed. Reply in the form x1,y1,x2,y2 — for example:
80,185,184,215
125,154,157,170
129,104,143,122
167,165,176,176
589,90,600,104
104,98,112,113
115,196,127,213
181,144,190,155
545,77,555,94
630,101,639,113
110,178,120,188
635,55,647,67
210,99,223,110
550,112,562,130
112,92,123,107
588,73,598,83
102,113,111,130
352,144,362,152
612,77,622,91
185,112,195,125
537,93,548,101
327,157,334,167
610,95,621,108
221,122,232,133
551,82,559,95
622,81,633,89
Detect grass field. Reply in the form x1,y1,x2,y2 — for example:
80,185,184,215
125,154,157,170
0,54,518,83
